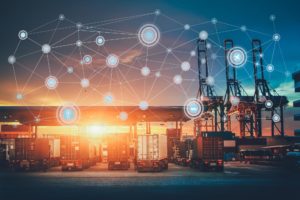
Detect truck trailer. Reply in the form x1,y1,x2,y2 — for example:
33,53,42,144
136,134,168,172
190,132,224,171
107,134,130,170
60,136,96,171
12,138,50,171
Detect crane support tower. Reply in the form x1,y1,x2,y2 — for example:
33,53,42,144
194,39,225,136
252,39,288,137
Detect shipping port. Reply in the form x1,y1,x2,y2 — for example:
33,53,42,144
1,0,300,200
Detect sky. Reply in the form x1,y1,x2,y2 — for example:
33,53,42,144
0,0,299,135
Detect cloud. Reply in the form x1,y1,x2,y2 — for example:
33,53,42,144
274,81,297,106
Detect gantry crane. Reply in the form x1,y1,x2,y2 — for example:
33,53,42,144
252,39,288,137
224,39,257,137
194,39,225,136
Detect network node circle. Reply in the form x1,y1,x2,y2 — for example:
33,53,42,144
230,96,240,106
83,55,92,64
138,24,160,47
266,64,274,72
190,50,196,57
139,101,149,111
76,23,82,29
16,93,23,100
211,18,218,24
67,66,74,74
95,36,105,46
227,47,247,67
206,76,215,86
240,26,247,32
104,93,114,104
106,54,119,68
80,78,90,88
155,71,161,78
45,76,58,90
76,40,82,47
18,30,28,40
8,55,16,64
273,33,280,42
154,9,160,16
265,100,273,109
184,24,190,30
42,44,51,54
199,31,208,40
206,43,212,49
57,104,80,125
181,61,191,71
173,75,183,85
119,111,128,121
272,114,280,123
184,98,203,119
141,66,150,76
59,14,65,21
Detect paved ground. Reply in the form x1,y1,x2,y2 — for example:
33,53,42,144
0,162,299,200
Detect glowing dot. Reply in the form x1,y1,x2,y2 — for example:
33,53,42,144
154,9,160,15
184,24,190,30
190,50,196,57
16,93,23,100
230,96,240,106
67,66,74,74
181,61,191,71
34,116,40,123
199,31,208,40
155,71,161,77
18,30,28,40
106,54,119,68
139,101,149,111
96,36,105,46
8,55,16,64
265,100,273,109
201,58,206,64
104,93,114,104
285,71,291,77
272,114,280,123
166,48,172,53
241,25,247,32
141,66,150,76
45,76,58,90
273,33,280,42
266,64,274,72
57,104,80,125
138,24,160,47
206,43,212,49
270,14,276,21
184,98,203,119
76,22,82,29
227,47,247,67
211,18,218,24
76,40,82,47
173,75,183,85
59,14,65,21
119,112,128,121
206,76,215,86
83,55,92,64
80,78,90,88
42,44,51,54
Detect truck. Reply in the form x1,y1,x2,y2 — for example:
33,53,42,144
0,139,15,167
60,136,96,171
107,134,130,170
136,134,168,172
12,138,50,171
190,132,224,171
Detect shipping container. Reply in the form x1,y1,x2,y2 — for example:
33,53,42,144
49,139,60,167
175,139,193,166
1,125,31,132
12,138,50,171
136,134,168,172
60,136,96,171
107,134,130,170
190,132,224,171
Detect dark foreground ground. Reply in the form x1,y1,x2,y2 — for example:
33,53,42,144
1,162,299,200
